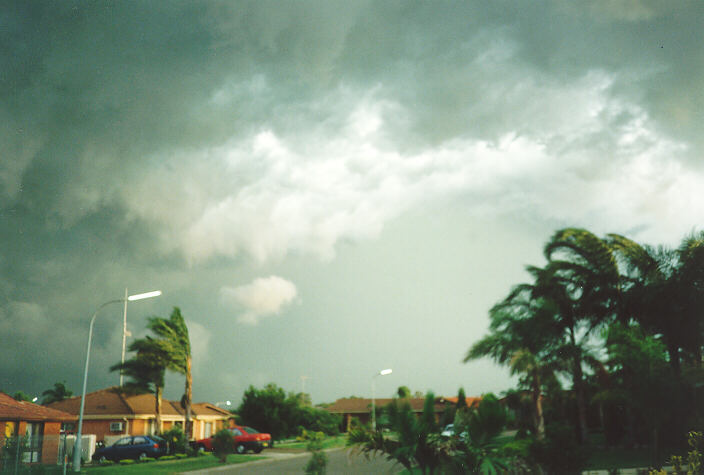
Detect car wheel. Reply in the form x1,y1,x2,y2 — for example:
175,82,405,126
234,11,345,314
138,452,147,461
98,455,108,463
235,444,246,454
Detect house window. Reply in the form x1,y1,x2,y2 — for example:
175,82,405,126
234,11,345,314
204,422,212,438
25,422,44,463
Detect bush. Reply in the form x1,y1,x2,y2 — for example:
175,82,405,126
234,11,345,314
140,457,156,463
175,453,189,459
529,423,589,474
213,428,234,462
161,426,188,454
303,430,328,475
119,459,136,465
159,455,177,461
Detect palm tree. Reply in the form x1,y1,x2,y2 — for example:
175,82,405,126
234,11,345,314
110,338,167,433
538,228,621,443
41,382,73,405
466,287,559,440
146,307,193,438
608,232,704,375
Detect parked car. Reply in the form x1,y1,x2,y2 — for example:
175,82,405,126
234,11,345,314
441,424,468,441
193,425,272,454
92,435,167,462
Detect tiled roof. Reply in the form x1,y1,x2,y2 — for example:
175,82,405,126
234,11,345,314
47,387,231,419
0,392,76,422
437,396,481,408
325,397,446,414
191,403,232,417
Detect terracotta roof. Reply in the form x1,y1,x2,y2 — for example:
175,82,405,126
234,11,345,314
438,396,481,408
47,387,231,419
192,403,233,417
0,392,75,422
325,398,446,414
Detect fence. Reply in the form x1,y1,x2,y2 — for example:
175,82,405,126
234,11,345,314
0,433,95,474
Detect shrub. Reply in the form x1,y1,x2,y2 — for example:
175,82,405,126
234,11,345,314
159,455,177,461
175,453,189,459
212,428,234,463
119,459,135,465
303,430,328,475
529,423,589,474
140,457,156,463
161,426,188,454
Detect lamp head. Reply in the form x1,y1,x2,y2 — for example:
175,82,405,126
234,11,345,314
128,290,162,301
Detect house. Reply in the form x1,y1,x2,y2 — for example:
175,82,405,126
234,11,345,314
324,397,440,432
47,387,232,442
325,395,483,432
0,391,76,466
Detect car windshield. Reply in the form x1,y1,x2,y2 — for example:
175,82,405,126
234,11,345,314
242,427,259,434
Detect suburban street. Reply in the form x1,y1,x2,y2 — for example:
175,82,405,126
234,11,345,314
184,448,401,474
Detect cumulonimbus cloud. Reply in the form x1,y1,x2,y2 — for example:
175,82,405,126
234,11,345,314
220,276,298,325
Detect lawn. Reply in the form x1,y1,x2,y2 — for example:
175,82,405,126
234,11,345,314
274,435,347,451
82,453,263,474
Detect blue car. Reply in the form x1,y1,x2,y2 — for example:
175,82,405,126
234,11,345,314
92,435,167,462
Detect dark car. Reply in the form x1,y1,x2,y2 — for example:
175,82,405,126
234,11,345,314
92,435,167,462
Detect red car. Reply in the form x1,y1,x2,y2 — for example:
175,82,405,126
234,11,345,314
194,425,272,454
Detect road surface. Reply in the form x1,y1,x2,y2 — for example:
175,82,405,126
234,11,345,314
183,448,401,474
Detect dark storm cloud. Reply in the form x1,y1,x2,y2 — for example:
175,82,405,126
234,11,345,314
1,0,703,400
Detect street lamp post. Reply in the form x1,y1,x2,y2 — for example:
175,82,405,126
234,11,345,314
72,290,161,472
371,368,392,431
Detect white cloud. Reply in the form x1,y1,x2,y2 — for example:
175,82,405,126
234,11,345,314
220,276,298,325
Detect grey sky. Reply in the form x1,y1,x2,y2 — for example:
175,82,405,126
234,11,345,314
2,1,703,404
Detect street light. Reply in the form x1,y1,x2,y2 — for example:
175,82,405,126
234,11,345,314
119,289,163,386
73,290,161,472
371,368,392,431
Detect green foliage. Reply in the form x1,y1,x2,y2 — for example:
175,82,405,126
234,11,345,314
302,430,328,474
212,428,233,463
145,307,193,434
665,431,703,475
456,387,467,411
161,426,188,454
119,459,136,465
1,435,29,472
237,384,341,439
41,381,73,405
450,394,515,474
12,391,32,401
529,423,589,474
397,386,411,399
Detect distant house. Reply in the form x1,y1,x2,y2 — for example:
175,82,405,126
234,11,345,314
325,396,479,432
47,387,232,442
0,391,76,466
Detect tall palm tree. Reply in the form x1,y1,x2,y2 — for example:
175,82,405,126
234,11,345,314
111,338,167,433
538,228,621,443
41,382,73,405
608,232,704,375
466,286,559,440
147,307,193,438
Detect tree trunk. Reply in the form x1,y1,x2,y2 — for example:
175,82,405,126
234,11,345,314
185,356,193,440
532,372,545,440
155,386,162,434
573,358,588,444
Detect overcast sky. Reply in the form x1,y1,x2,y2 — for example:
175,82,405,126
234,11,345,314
2,1,704,406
